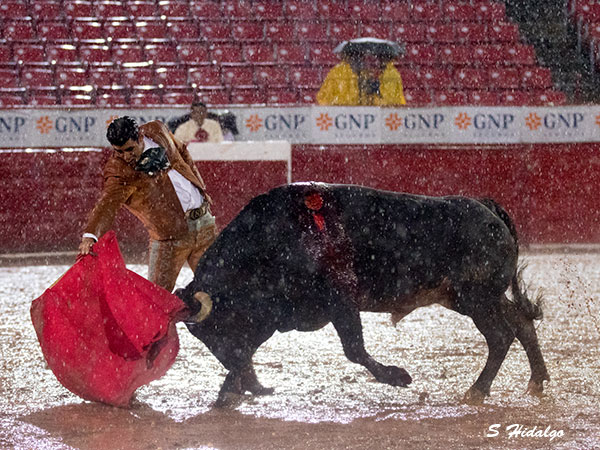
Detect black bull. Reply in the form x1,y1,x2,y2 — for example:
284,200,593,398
177,183,549,404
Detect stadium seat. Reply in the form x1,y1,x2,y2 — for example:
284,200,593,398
434,90,468,106
47,44,80,65
442,3,477,23
72,21,105,43
135,20,169,41
112,44,145,63
265,22,292,42
521,67,553,89
158,1,191,18
309,43,339,64
455,23,488,43
276,44,307,64
317,2,348,20
253,2,285,20
198,22,233,41
405,44,438,65
196,88,229,105
4,20,35,41
122,68,156,86
348,0,383,21
498,89,531,105
488,68,521,89
381,2,412,22
145,44,179,64
420,68,453,89
96,87,128,105
255,65,288,87
222,1,253,19
13,44,46,65
130,91,163,106
439,45,472,65
126,1,158,17
96,1,129,19
221,66,254,87
0,94,25,106
476,2,507,22
62,94,94,106
232,21,265,42
230,87,266,104
488,23,520,42
329,22,360,42
393,23,427,43
267,89,299,104
398,67,420,88
360,22,392,40
454,68,488,88
243,44,276,64
0,68,20,88
168,20,201,41
104,21,137,42
295,22,329,42
289,67,321,88
210,44,243,64
297,88,319,104
177,44,210,64
89,66,122,86
188,66,221,86
31,1,61,20
189,1,222,19
28,93,59,106
0,1,29,20
56,67,89,87
20,68,55,88
411,2,443,22
425,24,455,43
155,67,188,87
504,44,536,65
472,44,505,66
80,45,113,65
403,89,433,106
37,22,71,43
64,1,95,19
285,1,316,19
533,90,567,105
0,44,13,65
468,90,501,106
163,90,196,105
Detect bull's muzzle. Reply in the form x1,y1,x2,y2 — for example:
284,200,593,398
189,291,213,322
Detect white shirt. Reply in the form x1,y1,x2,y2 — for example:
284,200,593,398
144,137,204,213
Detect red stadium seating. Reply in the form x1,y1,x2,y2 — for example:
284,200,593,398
163,90,196,105
0,68,20,88
62,94,94,106
0,0,563,107
0,94,25,107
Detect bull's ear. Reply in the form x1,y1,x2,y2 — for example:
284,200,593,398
190,292,213,322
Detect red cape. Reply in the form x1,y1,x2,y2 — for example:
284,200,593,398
31,231,186,407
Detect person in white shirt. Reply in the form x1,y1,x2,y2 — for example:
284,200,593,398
174,101,224,144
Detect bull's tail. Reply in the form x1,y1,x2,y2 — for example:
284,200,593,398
479,198,543,321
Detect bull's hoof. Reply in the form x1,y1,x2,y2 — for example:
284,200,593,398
526,379,545,398
214,391,244,408
247,385,275,396
376,365,412,387
462,387,486,405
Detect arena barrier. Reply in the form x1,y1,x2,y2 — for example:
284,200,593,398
1,106,600,260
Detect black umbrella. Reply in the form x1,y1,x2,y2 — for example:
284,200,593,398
333,37,404,60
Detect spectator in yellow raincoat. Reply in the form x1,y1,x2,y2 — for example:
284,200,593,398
317,49,406,106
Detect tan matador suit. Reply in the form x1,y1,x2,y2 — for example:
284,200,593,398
84,120,217,291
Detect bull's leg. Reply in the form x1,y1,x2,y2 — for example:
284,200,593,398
240,364,275,396
328,299,412,387
464,305,515,403
504,305,549,396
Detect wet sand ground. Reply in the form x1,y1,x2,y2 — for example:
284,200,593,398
1,253,599,449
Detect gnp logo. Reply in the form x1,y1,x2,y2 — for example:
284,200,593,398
385,113,444,131
454,113,515,130
55,116,96,133
0,116,26,133
316,113,375,131
525,112,584,131
245,114,263,132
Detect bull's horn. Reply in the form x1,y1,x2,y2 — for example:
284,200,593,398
191,291,213,322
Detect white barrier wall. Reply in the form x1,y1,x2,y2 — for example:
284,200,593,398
1,106,599,147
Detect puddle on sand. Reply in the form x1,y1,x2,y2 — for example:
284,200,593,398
1,254,599,449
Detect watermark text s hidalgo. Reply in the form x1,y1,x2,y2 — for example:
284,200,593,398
487,424,565,441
